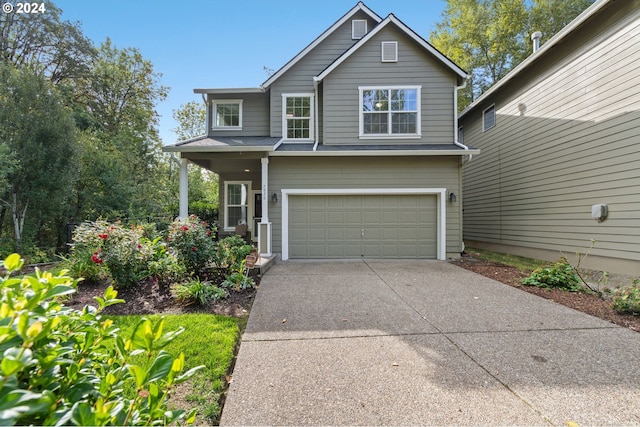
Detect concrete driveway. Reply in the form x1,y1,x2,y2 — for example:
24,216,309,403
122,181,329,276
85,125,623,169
220,260,640,426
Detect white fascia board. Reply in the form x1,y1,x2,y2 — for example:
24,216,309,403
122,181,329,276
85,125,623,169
315,14,468,83
262,2,382,89
459,0,611,119
270,149,480,157
163,145,274,153
280,188,447,260
193,88,264,94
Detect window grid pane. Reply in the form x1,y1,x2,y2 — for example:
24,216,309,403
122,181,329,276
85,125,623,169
227,206,247,227
362,88,418,135
285,96,312,139
216,103,240,127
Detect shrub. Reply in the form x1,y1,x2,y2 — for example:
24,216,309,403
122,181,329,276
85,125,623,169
145,237,186,286
97,222,155,288
172,279,227,306
167,216,217,274
0,253,202,426
220,271,255,292
214,236,253,273
66,220,110,282
522,257,582,291
612,279,640,314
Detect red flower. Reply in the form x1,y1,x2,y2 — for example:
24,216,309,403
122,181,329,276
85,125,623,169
206,230,211,236
91,254,103,264
98,233,108,239
137,244,142,249
181,225,189,231
191,247,197,252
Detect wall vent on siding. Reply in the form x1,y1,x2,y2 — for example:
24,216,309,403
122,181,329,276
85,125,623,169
352,19,367,39
381,41,398,62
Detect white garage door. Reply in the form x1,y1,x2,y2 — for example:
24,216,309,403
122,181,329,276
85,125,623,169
289,194,437,258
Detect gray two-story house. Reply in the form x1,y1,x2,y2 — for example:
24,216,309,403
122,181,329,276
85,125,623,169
164,2,478,260
458,0,640,275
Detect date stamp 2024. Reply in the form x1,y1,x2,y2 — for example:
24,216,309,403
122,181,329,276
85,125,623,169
2,2,47,14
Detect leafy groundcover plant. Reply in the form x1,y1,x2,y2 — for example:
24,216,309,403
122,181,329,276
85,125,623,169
522,257,582,291
0,253,203,426
612,279,640,314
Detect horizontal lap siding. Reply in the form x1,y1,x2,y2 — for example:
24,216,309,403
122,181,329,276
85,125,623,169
210,93,270,137
461,1,640,263
269,11,377,137
269,156,462,255
322,25,456,145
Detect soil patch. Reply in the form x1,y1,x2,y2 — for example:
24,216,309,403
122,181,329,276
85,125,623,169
67,273,258,317
450,252,640,333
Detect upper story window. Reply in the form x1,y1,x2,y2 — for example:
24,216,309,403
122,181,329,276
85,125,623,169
458,126,464,144
213,100,242,130
483,104,495,132
359,86,421,138
352,19,367,39
282,94,314,141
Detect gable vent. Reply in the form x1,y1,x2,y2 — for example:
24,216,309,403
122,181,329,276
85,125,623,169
352,19,367,39
381,41,398,62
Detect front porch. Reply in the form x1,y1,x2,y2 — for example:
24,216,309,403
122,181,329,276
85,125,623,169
164,136,279,258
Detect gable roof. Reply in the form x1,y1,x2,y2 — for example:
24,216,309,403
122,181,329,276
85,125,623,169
315,13,469,83
261,2,382,89
459,0,611,119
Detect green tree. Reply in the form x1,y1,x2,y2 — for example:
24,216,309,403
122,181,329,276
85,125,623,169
172,100,206,141
73,39,169,220
0,64,77,251
0,0,95,84
431,0,595,110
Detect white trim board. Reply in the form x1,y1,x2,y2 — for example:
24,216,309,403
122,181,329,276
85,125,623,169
280,188,447,261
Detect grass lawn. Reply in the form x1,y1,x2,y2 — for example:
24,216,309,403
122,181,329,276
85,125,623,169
465,247,548,271
109,313,242,424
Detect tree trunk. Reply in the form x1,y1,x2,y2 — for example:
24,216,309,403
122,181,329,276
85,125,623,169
11,192,27,251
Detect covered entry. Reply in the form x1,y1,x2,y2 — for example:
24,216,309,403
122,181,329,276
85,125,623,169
281,188,446,260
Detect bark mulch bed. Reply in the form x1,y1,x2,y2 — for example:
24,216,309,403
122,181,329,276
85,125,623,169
450,252,640,333
67,272,258,318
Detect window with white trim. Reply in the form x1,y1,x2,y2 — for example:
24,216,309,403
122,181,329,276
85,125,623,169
359,86,421,138
213,100,242,130
282,94,314,141
483,104,495,132
224,181,250,230
381,41,398,62
352,19,367,39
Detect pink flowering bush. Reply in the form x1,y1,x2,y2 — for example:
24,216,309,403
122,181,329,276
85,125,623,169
166,215,217,274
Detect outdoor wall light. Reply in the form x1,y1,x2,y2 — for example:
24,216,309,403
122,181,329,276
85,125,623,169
449,192,457,203
272,193,278,203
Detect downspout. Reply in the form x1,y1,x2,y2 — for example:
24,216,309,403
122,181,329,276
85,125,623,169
313,80,319,151
454,78,472,164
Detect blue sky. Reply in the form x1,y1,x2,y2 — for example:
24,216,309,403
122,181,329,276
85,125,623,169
54,1,447,145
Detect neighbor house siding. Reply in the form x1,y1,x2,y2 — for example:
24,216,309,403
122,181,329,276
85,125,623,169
268,156,462,256
461,0,640,273
321,24,457,145
269,10,378,137
208,92,270,137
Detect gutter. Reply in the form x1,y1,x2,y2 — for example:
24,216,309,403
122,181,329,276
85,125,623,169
313,80,319,151
454,78,473,164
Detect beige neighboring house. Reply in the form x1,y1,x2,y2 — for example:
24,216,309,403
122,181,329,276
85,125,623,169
164,2,478,261
459,0,640,275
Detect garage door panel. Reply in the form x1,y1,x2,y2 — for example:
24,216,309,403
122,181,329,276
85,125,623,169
289,194,438,259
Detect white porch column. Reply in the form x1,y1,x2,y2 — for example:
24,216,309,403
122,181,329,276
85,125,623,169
179,157,189,219
261,157,269,222
258,157,272,256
